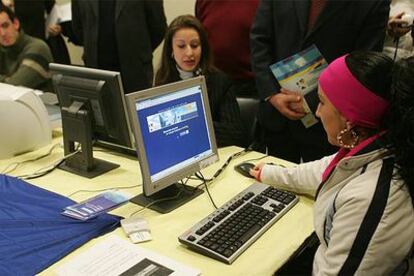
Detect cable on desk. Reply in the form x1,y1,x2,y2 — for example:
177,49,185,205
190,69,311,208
180,175,220,209
242,154,269,164
16,147,81,180
200,148,250,183
127,178,208,217
128,149,251,215
197,171,218,209
185,172,218,209
172,148,251,209
66,184,142,199
1,143,61,174
179,177,196,193
191,148,250,190
237,154,289,168
180,148,264,209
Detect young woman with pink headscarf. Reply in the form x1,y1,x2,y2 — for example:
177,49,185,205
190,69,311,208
250,51,414,275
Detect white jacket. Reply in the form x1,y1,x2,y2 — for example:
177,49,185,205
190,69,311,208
260,143,414,275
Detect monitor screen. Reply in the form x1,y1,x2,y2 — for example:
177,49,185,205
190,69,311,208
50,63,134,178
126,76,219,213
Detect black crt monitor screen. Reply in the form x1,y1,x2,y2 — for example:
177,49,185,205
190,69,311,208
50,63,134,178
126,76,219,213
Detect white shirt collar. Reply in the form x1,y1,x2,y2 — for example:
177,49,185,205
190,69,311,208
176,66,195,80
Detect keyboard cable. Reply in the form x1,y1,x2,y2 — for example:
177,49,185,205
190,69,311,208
197,171,218,209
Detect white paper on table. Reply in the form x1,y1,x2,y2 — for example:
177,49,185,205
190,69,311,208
55,235,201,276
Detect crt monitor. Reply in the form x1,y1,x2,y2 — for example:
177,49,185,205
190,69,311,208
125,76,219,213
50,63,134,178
0,83,51,159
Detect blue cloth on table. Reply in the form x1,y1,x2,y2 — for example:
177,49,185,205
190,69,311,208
0,174,121,275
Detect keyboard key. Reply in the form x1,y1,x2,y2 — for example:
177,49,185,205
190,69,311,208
239,224,261,244
242,192,255,200
223,249,234,257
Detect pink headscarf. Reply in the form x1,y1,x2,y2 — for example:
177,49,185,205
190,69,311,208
318,55,389,129
319,55,389,182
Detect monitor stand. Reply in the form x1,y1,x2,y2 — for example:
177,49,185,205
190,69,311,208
59,101,119,178
130,183,204,214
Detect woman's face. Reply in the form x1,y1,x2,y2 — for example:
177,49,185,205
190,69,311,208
316,86,347,146
172,27,202,72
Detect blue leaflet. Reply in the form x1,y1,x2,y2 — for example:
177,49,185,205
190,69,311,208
63,190,131,220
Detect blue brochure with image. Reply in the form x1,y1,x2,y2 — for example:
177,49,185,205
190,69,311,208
270,44,327,95
270,45,328,128
63,190,131,221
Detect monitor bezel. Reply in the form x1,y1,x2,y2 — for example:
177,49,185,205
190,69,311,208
50,63,135,151
126,76,219,196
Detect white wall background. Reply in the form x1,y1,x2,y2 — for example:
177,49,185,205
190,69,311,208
56,0,196,68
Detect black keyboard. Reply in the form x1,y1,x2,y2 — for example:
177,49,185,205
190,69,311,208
178,182,298,264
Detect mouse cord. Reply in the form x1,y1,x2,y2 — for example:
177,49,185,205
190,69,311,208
197,148,250,185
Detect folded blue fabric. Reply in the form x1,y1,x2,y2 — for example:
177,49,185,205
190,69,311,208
0,174,121,275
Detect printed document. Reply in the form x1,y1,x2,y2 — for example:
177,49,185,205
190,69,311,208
55,235,201,276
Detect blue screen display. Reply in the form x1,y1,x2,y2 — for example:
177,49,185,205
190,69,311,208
135,86,212,180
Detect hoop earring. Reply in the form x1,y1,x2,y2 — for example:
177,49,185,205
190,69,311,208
337,128,359,149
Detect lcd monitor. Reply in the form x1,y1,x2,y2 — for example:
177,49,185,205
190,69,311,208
125,76,219,213
50,63,134,178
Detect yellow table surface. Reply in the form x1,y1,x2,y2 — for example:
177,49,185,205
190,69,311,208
0,140,314,276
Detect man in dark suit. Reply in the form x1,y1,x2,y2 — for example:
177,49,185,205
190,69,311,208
251,0,389,163
71,0,167,93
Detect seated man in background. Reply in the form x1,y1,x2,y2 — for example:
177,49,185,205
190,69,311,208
0,5,53,91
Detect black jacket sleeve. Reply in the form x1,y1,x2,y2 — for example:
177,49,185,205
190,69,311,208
144,0,167,51
71,0,84,46
250,0,281,101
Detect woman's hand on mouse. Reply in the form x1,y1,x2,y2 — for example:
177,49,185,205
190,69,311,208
249,162,265,179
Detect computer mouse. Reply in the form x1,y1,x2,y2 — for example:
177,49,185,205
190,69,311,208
234,162,256,179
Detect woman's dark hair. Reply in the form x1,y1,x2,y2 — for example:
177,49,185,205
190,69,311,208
347,52,414,201
388,57,414,200
154,15,215,86
0,4,16,22
346,52,414,200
